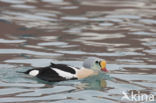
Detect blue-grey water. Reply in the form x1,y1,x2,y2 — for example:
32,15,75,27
0,0,156,103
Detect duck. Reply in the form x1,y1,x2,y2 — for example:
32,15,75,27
23,57,108,82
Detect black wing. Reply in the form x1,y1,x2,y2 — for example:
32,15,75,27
50,63,77,74
33,63,77,82
36,66,66,82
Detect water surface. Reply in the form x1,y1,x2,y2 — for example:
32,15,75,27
0,0,156,102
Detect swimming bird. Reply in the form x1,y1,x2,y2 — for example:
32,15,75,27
24,57,108,82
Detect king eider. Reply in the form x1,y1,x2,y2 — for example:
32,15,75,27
23,57,108,82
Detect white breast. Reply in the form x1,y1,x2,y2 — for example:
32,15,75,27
75,68,96,79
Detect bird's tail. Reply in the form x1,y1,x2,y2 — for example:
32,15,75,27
16,71,27,74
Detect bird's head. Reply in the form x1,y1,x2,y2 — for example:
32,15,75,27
83,57,108,72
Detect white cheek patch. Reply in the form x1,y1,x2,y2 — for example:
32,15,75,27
29,70,39,76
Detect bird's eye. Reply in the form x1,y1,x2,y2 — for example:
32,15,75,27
95,61,99,64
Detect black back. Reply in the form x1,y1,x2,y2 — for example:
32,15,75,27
26,63,78,82
37,66,65,82
50,63,76,74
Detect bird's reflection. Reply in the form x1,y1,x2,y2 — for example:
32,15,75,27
32,72,111,90
78,72,110,89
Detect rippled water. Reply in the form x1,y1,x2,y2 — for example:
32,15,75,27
0,0,156,102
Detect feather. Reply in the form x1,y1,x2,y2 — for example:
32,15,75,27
52,68,76,79
24,63,78,82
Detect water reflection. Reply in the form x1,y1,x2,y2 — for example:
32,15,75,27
0,0,156,102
